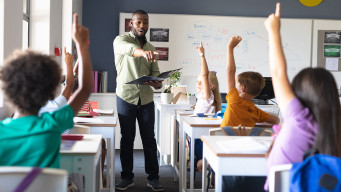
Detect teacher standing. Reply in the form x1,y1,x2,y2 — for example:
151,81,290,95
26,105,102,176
113,10,164,191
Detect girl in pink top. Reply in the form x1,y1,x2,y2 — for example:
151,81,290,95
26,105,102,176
264,3,341,190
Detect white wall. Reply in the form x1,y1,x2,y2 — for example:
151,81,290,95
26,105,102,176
0,0,23,119
30,0,63,65
62,0,83,67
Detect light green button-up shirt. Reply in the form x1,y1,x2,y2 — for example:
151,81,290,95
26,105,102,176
113,32,161,105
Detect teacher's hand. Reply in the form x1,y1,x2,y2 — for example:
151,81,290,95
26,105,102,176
142,50,158,63
144,80,163,89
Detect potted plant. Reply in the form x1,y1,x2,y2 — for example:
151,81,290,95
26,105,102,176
161,71,182,104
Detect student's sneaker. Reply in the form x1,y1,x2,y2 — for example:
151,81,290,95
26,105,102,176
147,179,164,191
115,179,134,191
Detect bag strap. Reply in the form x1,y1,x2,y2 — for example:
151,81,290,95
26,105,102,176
13,167,42,192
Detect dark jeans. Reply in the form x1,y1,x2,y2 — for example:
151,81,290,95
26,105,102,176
116,96,159,181
222,176,267,192
188,138,203,167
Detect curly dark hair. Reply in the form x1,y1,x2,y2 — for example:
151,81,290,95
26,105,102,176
0,50,61,114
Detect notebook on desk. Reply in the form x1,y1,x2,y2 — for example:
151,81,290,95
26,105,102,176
60,140,77,150
216,137,270,153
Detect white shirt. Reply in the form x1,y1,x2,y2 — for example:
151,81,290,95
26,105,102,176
39,95,68,116
194,91,215,114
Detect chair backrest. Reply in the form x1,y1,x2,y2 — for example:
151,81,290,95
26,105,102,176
269,164,292,192
0,167,68,192
209,126,273,136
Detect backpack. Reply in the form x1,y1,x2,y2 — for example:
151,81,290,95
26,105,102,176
290,154,341,192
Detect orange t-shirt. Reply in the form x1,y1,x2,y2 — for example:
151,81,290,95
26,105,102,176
221,88,270,127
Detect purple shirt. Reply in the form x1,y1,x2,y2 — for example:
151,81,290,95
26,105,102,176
264,97,318,190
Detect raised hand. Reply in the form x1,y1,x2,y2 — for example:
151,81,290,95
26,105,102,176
72,13,89,47
64,47,74,67
264,2,281,33
195,42,205,56
142,50,158,63
228,35,242,49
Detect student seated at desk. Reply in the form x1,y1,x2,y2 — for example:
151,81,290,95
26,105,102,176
0,14,93,168
38,47,75,115
264,3,341,190
220,35,280,191
191,42,222,172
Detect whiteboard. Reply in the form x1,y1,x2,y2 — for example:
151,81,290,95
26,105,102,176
119,13,312,94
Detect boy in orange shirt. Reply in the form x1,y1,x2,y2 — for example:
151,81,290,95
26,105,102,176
219,36,280,191
222,35,280,128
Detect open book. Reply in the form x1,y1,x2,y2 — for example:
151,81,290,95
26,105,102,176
125,68,182,85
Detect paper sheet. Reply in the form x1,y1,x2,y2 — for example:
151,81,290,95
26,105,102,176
74,117,105,124
216,138,271,154
326,58,339,71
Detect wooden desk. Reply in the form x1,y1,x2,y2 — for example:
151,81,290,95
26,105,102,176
173,109,193,182
60,134,102,192
154,101,191,165
74,116,117,192
201,136,272,192
180,116,222,192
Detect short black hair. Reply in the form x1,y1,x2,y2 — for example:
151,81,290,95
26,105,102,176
0,50,61,114
132,10,148,17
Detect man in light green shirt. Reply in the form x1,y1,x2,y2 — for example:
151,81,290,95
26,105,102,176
113,10,164,191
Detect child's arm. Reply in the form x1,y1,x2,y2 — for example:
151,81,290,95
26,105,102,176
226,36,242,93
265,3,295,111
68,13,93,114
265,114,280,125
73,59,79,77
61,47,75,101
195,42,211,100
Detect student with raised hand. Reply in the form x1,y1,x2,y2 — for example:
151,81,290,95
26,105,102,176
0,13,93,168
221,35,280,191
264,3,341,190
194,42,221,114
192,42,221,172
222,35,280,128
38,47,75,115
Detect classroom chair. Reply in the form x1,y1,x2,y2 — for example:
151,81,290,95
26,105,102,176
0,166,68,192
269,164,292,192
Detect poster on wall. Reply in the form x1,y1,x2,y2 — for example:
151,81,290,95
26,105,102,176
150,28,169,42
317,30,341,71
324,31,341,44
155,47,169,61
125,18,132,32
324,45,340,57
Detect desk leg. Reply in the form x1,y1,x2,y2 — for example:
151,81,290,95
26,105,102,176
215,170,222,192
202,155,208,192
190,133,195,191
107,137,115,192
181,131,187,192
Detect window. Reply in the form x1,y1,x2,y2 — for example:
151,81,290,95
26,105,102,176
22,0,30,49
